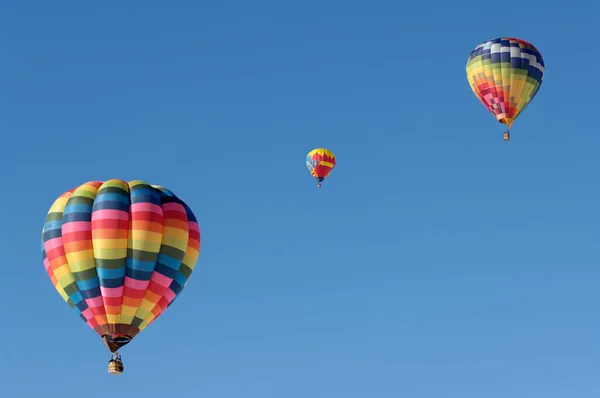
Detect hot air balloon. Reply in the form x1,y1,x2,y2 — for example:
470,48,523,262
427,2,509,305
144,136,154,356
41,179,201,375
306,148,336,188
466,37,545,141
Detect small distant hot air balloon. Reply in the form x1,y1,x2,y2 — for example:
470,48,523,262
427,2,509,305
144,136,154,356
306,148,336,188
41,179,201,375
466,37,545,141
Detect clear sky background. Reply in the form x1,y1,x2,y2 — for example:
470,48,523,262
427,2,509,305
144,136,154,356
1,1,599,397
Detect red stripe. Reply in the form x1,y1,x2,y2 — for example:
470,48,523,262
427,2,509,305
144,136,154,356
123,287,146,300
92,219,129,229
103,296,123,307
131,211,163,223
147,280,164,295
61,230,91,243
163,209,188,223
189,229,200,240
90,306,106,317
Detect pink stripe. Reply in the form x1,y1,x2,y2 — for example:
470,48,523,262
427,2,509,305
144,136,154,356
162,203,185,212
82,308,94,320
100,286,123,298
164,289,176,303
86,296,104,308
44,237,64,251
62,221,92,233
131,202,163,214
92,209,129,221
43,258,51,271
124,276,150,290
189,222,200,233
151,272,173,288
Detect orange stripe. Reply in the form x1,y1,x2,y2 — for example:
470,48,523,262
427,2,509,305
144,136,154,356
122,296,143,308
165,219,189,231
64,240,93,253
131,221,163,233
91,229,129,239
144,290,161,304
105,305,121,315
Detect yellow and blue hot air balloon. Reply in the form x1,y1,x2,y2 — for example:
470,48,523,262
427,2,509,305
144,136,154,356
306,148,336,188
466,37,545,141
41,180,201,375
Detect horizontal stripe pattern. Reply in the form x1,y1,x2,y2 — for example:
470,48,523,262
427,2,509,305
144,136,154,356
41,179,201,348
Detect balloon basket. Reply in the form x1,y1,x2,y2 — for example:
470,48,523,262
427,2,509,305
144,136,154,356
108,356,124,375
503,131,510,141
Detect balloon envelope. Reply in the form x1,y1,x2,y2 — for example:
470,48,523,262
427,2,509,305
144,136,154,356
306,148,336,185
41,179,201,352
466,37,545,130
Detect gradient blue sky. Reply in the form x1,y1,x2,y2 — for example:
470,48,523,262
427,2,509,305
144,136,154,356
2,1,599,397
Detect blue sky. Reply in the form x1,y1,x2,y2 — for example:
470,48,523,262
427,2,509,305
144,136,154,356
2,0,599,397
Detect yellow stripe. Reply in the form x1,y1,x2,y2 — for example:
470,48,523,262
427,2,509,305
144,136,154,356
56,286,70,302
139,299,155,312
161,233,189,251
129,230,163,244
91,248,127,260
75,186,100,199
54,264,73,280
128,180,150,189
182,248,200,271
69,257,97,272
57,274,76,288
308,148,335,159
164,226,189,241
120,306,137,317
49,196,70,213
106,314,120,324
92,238,128,249
102,179,130,190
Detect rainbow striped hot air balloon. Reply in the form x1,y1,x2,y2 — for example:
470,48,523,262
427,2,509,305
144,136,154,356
466,37,545,141
306,148,336,188
41,179,201,375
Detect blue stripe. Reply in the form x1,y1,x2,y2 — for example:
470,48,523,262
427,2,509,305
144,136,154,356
43,220,63,233
69,291,85,305
98,278,124,288
170,280,184,296
154,262,178,279
126,258,157,272
64,203,93,214
80,286,101,299
63,212,92,223
75,300,88,312
92,200,130,212
125,268,153,281
95,192,130,204
77,277,99,290
131,187,161,205
96,267,126,279
43,229,62,241
174,272,188,287
157,253,183,270
183,203,197,223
